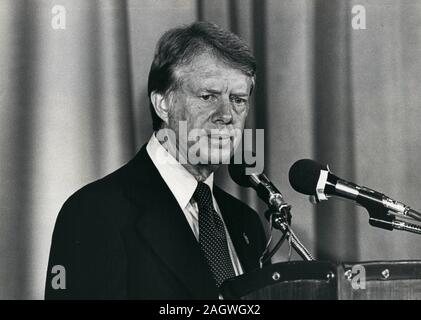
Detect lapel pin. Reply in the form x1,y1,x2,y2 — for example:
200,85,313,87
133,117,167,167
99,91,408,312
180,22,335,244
243,232,250,245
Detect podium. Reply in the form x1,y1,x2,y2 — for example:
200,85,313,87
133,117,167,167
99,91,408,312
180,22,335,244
220,261,421,300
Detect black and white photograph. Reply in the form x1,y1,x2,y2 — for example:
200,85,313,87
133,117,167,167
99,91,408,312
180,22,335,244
1,0,421,307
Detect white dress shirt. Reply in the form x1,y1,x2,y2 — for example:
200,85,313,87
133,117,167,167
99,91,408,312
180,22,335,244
146,133,243,276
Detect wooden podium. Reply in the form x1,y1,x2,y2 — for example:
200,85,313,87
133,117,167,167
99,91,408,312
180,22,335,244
220,261,421,300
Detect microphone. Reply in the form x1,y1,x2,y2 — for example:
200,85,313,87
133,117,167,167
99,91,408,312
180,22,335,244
288,159,421,222
229,153,315,261
229,153,291,217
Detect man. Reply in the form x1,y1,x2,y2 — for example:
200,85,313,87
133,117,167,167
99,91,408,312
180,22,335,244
45,21,266,299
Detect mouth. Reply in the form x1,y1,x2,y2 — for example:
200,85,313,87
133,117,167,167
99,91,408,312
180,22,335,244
207,129,234,139
209,134,232,140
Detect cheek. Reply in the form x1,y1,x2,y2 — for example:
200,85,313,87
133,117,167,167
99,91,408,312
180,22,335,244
187,110,211,126
168,95,187,124
232,108,248,126
184,101,211,126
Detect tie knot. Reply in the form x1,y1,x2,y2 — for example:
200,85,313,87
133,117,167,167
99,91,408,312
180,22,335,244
193,182,213,208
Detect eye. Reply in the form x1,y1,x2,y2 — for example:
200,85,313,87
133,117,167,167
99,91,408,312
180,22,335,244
231,96,247,106
200,94,215,101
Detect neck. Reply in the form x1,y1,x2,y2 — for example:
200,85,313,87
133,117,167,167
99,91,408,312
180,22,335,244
182,162,219,182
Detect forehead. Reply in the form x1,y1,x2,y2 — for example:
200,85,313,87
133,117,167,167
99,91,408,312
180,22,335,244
173,53,252,92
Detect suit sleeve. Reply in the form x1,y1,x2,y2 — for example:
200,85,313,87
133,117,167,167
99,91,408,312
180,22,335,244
45,192,126,299
45,195,81,299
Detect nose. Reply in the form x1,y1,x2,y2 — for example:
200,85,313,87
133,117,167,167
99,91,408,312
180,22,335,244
212,98,233,124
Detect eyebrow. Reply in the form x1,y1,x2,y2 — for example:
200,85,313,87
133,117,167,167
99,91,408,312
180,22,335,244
230,92,250,97
200,88,250,96
202,88,222,94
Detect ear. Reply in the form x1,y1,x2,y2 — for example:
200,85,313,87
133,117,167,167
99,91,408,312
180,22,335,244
150,91,171,125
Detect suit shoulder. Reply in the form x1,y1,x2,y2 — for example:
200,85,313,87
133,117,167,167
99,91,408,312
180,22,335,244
75,161,132,197
56,160,136,227
67,155,138,202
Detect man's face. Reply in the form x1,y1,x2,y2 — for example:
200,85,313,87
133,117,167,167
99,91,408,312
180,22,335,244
165,52,253,165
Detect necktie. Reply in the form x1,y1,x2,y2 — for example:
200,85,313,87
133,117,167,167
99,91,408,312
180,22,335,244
193,182,236,287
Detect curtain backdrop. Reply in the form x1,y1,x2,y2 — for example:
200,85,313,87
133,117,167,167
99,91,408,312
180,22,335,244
1,0,421,299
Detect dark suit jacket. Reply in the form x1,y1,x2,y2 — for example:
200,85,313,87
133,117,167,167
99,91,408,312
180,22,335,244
45,144,267,299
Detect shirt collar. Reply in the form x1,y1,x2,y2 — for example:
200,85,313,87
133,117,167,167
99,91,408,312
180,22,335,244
146,133,214,210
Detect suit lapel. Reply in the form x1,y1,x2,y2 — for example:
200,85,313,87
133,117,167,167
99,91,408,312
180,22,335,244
123,146,218,298
214,187,258,273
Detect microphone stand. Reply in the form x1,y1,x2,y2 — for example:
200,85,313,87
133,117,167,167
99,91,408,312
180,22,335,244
268,205,315,261
358,196,421,235
392,219,421,235
368,216,421,235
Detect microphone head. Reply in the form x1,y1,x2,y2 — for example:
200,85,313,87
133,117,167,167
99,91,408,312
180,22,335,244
228,151,258,188
289,159,326,196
